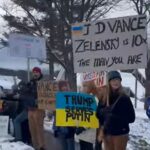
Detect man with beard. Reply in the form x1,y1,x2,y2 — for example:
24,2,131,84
14,67,46,150
28,67,46,150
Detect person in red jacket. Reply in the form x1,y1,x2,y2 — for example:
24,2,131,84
96,71,135,150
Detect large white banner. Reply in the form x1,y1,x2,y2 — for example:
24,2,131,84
9,33,46,59
72,15,148,73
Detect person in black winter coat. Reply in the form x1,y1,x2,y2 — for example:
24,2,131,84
13,79,37,142
96,71,135,150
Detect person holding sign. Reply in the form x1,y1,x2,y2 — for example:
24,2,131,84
76,80,98,150
27,67,46,150
53,81,75,150
96,71,135,150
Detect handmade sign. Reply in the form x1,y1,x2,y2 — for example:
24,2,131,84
72,15,147,72
9,33,46,59
37,81,59,110
81,71,106,87
56,92,99,128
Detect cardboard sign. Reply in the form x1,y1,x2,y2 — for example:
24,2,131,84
81,71,106,87
37,81,59,110
0,116,9,137
72,15,147,72
9,33,46,59
56,92,99,128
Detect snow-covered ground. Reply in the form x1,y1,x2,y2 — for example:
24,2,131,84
44,100,150,150
0,134,34,150
128,101,150,150
0,141,34,150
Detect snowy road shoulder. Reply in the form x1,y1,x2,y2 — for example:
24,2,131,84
128,108,150,150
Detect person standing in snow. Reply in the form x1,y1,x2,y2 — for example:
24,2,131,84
96,71,135,150
76,80,99,150
27,67,46,150
53,80,75,150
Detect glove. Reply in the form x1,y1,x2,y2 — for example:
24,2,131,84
75,127,85,135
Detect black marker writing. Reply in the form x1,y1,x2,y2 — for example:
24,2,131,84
75,38,119,53
127,53,143,64
94,56,124,67
123,39,129,45
94,58,109,67
78,59,90,67
64,95,94,107
95,21,105,34
65,106,93,122
132,34,147,47
83,24,91,35
107,16,146,33
107,57,124,67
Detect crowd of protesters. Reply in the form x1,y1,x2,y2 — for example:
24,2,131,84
0,69,136,150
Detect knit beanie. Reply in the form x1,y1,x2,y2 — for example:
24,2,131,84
108,71,122,82
32,67,42,74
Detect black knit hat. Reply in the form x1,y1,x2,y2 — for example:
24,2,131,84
108,71,122,82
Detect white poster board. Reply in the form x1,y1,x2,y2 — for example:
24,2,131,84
72,15,148,73
9,33,46,59
0,116,9,137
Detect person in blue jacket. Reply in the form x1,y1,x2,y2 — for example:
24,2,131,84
96,71,135,150
145,97,150,119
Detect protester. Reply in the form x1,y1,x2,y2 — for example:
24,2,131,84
27,67,46,150
96,71,135,150
13,80,33,142
76,80,98,150
53,80,75,150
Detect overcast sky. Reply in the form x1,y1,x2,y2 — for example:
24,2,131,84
0,0,147,96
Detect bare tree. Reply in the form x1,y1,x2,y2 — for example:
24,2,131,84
129,0,150,97
0,0,121,90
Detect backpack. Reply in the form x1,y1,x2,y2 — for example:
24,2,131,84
145,97,150,119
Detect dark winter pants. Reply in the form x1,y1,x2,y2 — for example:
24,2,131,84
58,137,75,150
14,110,28,141
79,140,93,150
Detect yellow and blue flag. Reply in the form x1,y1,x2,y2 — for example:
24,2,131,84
72,26,83,36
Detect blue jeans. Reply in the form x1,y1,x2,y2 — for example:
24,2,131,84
14,110,28,141
59,137,75,150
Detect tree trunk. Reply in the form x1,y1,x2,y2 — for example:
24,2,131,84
144,61,150,109
49,58,54,80
145,60,150,97
67,48,77,91
67,70,77,91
